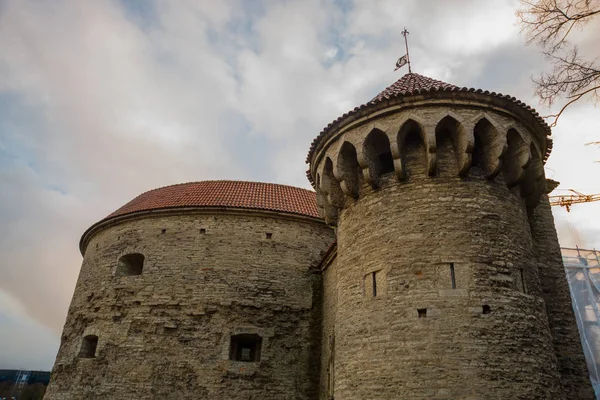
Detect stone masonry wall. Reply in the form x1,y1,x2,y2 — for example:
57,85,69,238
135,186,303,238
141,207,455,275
529,194,595,399
333,170,563,399
45,210,334,400
320,255,337,400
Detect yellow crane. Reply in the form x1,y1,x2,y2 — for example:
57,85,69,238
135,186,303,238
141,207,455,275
549,190,600,212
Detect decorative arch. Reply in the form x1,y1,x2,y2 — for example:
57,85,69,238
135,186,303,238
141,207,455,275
434,115,465,176
322,157,345,208
520,142,546,207
361,128,394,188
316,161,339,225
335,141,360,198
471,117,505,179
502,128,531,188
315,173,327,219
396,119,428,180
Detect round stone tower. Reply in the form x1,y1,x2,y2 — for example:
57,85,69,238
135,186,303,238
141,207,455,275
45,181,334,400
308,73,593,399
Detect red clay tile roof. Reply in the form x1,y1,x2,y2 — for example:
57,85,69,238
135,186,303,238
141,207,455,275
105,181,320,220
306,72,552,170
370,73,458,102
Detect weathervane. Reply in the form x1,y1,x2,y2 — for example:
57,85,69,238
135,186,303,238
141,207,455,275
395,27,412,73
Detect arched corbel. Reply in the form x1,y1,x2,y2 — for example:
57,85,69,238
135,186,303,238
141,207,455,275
520,143,545,207
471,115,507,179
322,157,345,208
334,141,360,199
396,117,428,180
359,127,395,189
423,124,437,176
503,128,531,187
317,167,340,226
455,121,475,177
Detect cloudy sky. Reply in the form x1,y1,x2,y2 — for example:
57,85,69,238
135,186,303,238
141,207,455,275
0,0,598,370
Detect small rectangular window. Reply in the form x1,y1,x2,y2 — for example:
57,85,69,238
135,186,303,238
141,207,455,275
79,335,98,358
200,228,206,234
229,334,262,362
372,271,377,297
116,253,144,276
418,308,427,318
265,232,272,239
365,270,384,297
450,263,456,289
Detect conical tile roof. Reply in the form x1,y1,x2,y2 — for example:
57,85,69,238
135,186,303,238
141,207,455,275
370,73,458,103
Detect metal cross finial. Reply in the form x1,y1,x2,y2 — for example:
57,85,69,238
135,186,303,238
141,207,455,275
401,27,412,73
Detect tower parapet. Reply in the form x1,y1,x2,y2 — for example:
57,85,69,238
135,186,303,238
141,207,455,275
309,73,549,224
308,73,594,399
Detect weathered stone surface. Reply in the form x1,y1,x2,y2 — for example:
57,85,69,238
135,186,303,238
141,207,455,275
45,210,334,400
529,194,596,399
311,97,594,399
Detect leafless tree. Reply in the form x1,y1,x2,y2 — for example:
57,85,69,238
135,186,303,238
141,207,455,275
517,0,600,126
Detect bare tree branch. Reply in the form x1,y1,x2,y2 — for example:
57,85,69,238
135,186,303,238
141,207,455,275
518,0,600,50
517,0,600,127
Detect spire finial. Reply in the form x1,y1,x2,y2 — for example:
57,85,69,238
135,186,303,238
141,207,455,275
394,28,412,73
402,27,412,73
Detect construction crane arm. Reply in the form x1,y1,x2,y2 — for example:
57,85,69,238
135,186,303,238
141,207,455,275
549,191,600,211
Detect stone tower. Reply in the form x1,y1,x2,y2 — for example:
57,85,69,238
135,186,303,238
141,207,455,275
44,181,334,399
308,73,594,399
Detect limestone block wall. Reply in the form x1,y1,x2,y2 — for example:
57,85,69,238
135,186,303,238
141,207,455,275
310,100,592,399
320,252,337,400
529,194,596,398
45,210,334,400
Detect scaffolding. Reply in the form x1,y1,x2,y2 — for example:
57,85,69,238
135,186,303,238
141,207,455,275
562,247,600,398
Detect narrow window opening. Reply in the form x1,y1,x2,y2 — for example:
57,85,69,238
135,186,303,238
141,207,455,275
418,308,427,318
450,263,456,289
520,268,527,293
116,253,145,276
161,228,166,234
79,335,98,358
372,272,377,297
200,228,206,234
482,305,491,314
229,334,262,362
266,232,273,239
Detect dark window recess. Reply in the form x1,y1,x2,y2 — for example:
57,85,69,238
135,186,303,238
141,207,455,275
161,228,167,234
372,271,378,297
450,263,456,289
482,305,491,314
116,253,145,276
79,335,98,358
378,152,395,174
200,228,206,234
418,308,427,318
266,232,273,239
229,334,262,362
